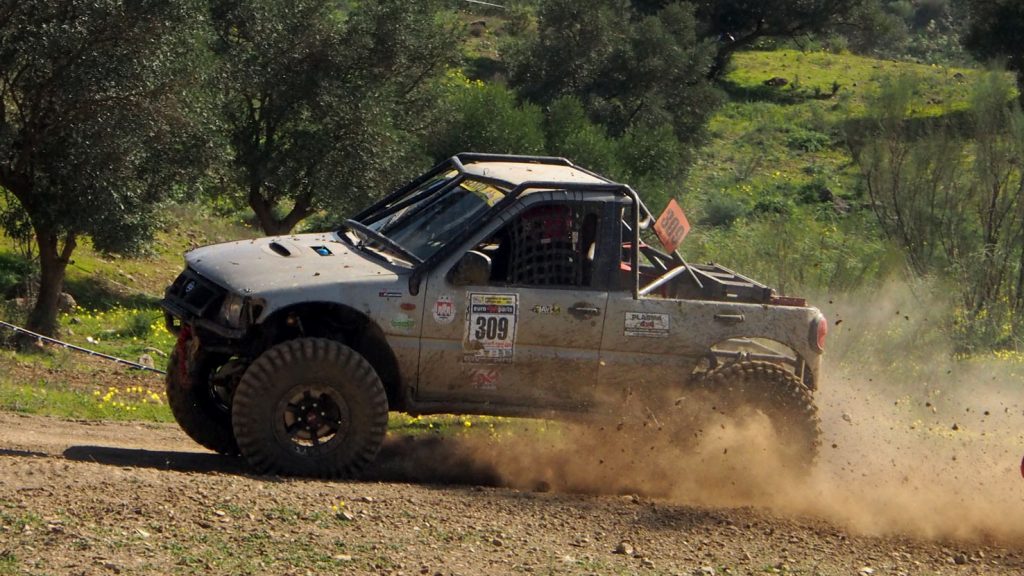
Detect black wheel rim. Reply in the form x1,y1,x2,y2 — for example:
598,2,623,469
208,383,232,413
206,357,244,413
275,386,350,455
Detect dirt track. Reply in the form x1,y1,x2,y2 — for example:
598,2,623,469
1,411,1023,576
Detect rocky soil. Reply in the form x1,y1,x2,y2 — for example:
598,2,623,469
1,410,1023,576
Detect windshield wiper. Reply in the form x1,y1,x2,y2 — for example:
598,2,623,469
342,219,423,265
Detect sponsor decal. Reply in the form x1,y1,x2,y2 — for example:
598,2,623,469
390,313,415,331
464,293,518,363
624,312,670,338
530,304,561,316
433,295,456,324
470,367,500,390
378,290,403,299
461,179,505,206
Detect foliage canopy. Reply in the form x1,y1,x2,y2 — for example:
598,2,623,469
209,0,461,235
0,0,214,335
507,0,720,148
964,0,1024,100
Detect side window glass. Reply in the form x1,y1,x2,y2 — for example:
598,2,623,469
463,202,601,288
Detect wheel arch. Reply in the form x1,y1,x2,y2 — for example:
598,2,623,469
701,336,819,391
258,302,405,409
697,359,822,465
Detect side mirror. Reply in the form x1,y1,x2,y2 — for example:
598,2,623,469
448,250,491,286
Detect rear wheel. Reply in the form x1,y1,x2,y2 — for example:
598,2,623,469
166,349,239,455
695,361,820,467
232,338,389,478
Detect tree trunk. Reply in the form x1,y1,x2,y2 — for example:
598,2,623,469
24,226,76,339
248,183,313,236
707,26,763,81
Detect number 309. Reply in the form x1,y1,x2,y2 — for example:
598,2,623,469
474,316,509,340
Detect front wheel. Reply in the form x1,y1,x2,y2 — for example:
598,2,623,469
166,349,239,456
232,338,389,478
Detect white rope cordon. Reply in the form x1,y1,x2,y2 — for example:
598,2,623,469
0,319,166,375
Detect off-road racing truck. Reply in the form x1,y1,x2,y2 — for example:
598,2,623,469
162,153,828,478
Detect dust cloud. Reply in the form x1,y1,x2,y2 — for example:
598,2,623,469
385,279,1024,543
804,279,1024,541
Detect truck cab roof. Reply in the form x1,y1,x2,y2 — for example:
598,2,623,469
460,160,612,188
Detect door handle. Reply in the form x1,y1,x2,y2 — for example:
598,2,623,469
714,313,745,323
569,304,601,318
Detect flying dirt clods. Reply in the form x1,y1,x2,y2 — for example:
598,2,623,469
374,281,1024,543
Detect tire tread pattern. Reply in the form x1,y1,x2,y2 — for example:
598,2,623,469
166,350,239,455
700,360,821,463
232,338,388,478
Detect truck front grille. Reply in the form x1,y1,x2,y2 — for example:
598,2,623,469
163,268,225,320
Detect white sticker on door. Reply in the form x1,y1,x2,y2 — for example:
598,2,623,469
624,312,670,338
433,295,455,324
465,293,518,363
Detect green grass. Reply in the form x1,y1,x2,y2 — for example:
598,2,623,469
677,50,1014,295
59,306,176,360
0,505,42,534
0,364,529,434
697,49,988,204
0,379,174,422
388,412,540,438
724,49,983,117
0,550,15,576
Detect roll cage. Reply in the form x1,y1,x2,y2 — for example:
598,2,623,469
351,153,774,304
349,153,652,297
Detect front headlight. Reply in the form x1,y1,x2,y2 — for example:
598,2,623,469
218,293,247,328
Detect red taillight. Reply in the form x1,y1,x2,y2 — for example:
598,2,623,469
811,314,828,352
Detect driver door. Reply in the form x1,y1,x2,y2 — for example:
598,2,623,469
416,197,610,411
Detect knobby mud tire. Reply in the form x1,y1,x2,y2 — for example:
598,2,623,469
232,338,389,478
166,350,239,456
698,360,821,467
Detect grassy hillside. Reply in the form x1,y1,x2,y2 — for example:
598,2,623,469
0,204,256,355
0,204,257,421
680,50,995,296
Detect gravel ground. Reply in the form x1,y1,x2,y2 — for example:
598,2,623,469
1,411,1023,576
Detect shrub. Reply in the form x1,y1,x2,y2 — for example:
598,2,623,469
786,127,832,152
544,97,621,176
426,79,545,160
700,195,748,228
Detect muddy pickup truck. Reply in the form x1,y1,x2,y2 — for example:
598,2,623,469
161,153,828,478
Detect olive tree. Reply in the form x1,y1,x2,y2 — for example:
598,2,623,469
691,0,868,77
209,0,460,235
507,0,720,147
0,0,214,337
963,0,1024,103
623,0,868,76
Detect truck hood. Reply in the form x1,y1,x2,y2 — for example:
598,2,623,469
186,232,402,294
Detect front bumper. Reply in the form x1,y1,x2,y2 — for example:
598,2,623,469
161,268,245,339
162,302,246,339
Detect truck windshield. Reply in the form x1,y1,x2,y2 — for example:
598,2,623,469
362,177,507,262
